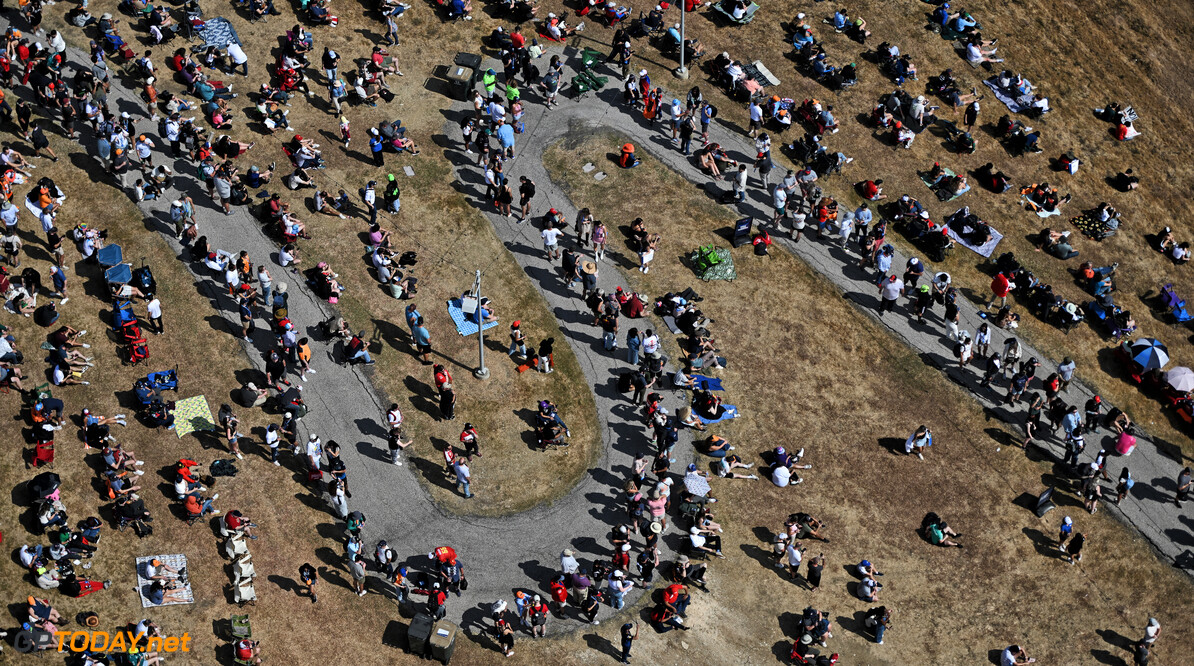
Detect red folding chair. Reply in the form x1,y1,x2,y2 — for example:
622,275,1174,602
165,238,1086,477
32,441,55,468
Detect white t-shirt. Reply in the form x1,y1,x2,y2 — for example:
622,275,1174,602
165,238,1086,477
772,466,791,487
786,544,803,567
643,335,660,355
966,44,983,63
541,228,563,246
880,280,904,301
689,533,706,549
147,299,162,318
387,408,403,429
52,365,66,385
227,43,249,65
1000,649,1017,666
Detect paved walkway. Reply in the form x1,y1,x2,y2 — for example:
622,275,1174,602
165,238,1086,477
466,45,1192,574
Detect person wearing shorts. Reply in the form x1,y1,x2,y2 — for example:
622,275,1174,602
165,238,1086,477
541,223,563,260
413,317,432,364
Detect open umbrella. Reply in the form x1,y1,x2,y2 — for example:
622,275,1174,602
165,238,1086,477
683,471,712,498
1130,338,1170,370
29,472,61,499
1166,366,1194,392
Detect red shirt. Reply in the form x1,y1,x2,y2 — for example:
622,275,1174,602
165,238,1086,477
862,181,879,199
991,273,1010,297
510,32,526,49
433,546,457,564
1114,124,1129,141
664,584,683,604
225,513,244,529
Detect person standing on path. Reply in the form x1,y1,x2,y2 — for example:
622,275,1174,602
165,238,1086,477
620,622,638,664
877,275,904,315
257,266,272,307
519,176,536,220
1176,467,1192,507
541,221,563,260
592,220,608,263
413,317,432,365
388,428,412,465
1058,357,1077,390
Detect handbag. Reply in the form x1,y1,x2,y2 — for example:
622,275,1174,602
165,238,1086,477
459,576,468,591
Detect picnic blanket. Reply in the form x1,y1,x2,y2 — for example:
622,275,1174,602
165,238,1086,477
1021,196,1061,217
919,168,971,201
135,554,194,607
946,225,1003,258
197,17,242,49
1070,213,1113,240
171,395,216,439
983,77,1034,114
690,247,737,281
696,404,739,424
447,298,499,336
693,375,724,391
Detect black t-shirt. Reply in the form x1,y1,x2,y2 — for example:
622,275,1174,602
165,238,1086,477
944,302,959,320
299,564,317,583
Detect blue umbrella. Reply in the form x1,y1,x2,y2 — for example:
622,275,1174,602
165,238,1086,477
1130,338,1170,370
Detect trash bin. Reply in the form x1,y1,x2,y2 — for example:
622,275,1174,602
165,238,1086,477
453,52,482,70
428,619,458,664
445,64,475,101
407,613,434,656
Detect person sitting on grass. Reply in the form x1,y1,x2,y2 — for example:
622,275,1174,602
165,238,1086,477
857,178,887,200
688,525,724,559
857,572,881,601
895,121,915,149
964,37,1001,65
923,513,964,548
1114,119,1141,141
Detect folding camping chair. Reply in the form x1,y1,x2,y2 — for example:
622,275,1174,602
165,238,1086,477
31,441,54,468
1159,283,1194,323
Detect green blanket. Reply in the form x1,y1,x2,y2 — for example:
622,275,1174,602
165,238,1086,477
690,247,737,281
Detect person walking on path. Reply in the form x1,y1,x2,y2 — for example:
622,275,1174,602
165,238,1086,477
877,275,904,315
619,621,638,664
388,428,412,465
1176,466,1192,507
541,221,563,260
413,316,432,364
518,176,536,220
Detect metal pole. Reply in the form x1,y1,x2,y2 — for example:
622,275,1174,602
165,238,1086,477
675,2,689,79
473,270,490,379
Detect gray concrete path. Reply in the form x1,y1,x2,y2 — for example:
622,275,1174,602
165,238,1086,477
465,44,1193,575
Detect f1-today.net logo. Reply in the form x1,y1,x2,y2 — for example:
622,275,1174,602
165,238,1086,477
13,630,193,654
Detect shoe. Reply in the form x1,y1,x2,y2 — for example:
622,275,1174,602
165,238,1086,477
236,453,244,459
793,478,804,485
274,461,281,466
796,448,805,458
917,453,924,460
134,470,145,476
747,474,758,479
212,493,220,500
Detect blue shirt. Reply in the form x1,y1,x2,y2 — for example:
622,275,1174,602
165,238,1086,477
370,136,384,153
496,124,515,149
413,326,430,346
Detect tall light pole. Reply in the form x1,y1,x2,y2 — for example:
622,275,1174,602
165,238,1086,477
472,270,489,380
675,1,689,79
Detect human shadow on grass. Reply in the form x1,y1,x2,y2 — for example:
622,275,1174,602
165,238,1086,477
1090,650,1128,666
584,632,620,661
837,610,871,640
1022,527,1066,560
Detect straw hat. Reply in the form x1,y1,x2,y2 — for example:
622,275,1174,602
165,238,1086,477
581,260,597,275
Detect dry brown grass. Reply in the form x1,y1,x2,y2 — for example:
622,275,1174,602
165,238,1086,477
537,131,1194,665
8,0,1193,664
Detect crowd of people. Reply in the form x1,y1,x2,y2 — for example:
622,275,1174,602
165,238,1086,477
0,0,1182,663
